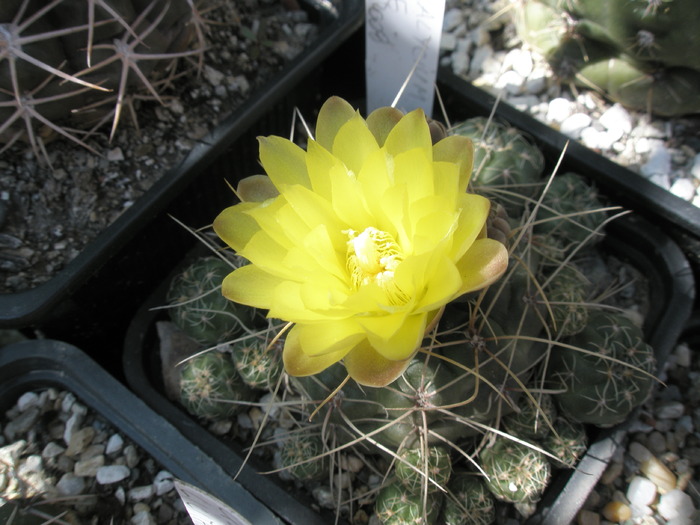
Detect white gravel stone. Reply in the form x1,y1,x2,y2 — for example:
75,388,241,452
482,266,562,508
41,441,65,459
131,510,157,525
670,178,696,201
599,103,633,135
504,48,533,77
690,154,700,180
495,69,524,94
627,476,658,507
560,112,592,138
16,392,40,411
57,473,86,496
641,144,672,177
96,465,130,485
128,485,155,501
628,442,652,463
106,433,124,455
656,400,685,420
443,8,463,31
545,97,574,124
154,470,175,496
658,489,696,521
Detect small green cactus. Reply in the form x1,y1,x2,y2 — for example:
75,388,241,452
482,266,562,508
179,350,253,420
167,256,255,346
543,263,592,336
375,482,443,525
394,446,452,493
441,474,496,525
479,436,551,504
452,117,545,217
542,417,588,469
548,309,655,427
535,172,607,245
232,333,284,391
278,433,327,482
503,393,557,442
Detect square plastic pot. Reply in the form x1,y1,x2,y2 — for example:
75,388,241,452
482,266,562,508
121,73,696,524
0,0,364,353
0,339,282,524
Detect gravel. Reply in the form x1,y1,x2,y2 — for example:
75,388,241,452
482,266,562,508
0,388,191,524
439,0,700,208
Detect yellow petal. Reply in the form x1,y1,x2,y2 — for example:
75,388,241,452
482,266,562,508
259,136,310,190
383,108,432,159
366,106,404,147
315,96,357,151
295,320,365,356
392,148,434,202
221,265,281,309
456,238,509,294
449,193,492,260
433,135,474,191
333,114,380,175
213,202,263,254
343,339,414,387
284,324,352,377
365,311,427,361
236,175,279,202
414,256,463,312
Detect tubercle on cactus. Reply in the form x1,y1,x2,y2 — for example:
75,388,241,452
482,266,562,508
161,103,658,524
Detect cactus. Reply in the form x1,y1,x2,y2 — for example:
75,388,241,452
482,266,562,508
278,433,327,482
452,117,545,217
503,393,557,441
479,436,551,504
394,446,452,493
232,331,284,391
0,0,207,166
178,350,254,420
375,482,443,525
542,417,588,468
441,474,496,525
513,0,700,116
167,256,254,346
548,309,655,427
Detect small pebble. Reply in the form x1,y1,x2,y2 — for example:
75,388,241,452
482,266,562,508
601,501,632,522
657,490,696,521
96,464,130,484
640,456,677,492
560,113,593,138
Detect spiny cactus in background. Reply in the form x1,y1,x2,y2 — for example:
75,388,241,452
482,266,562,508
167,112,658,523
232,330,284,391
441,474,495,525
479,436,551,504
278,433,327,482
167,256,254,346
179,350,254,420
548,309,655,427
513,0,700,117
0,0,208,167
451,116,545,217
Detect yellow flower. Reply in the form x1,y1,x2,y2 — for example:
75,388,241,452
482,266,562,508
213,97,508,387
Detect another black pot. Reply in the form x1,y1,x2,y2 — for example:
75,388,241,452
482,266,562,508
122,128,695,525
0,339,281,524
0,0,364,370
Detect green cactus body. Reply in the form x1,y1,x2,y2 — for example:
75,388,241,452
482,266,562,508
441,474,496,525
0,0,205,163
232,334,284,391
515,0,700,116
179,350,254,420
543,263,592,337
375,483,443,525
535,172,607,245
279,434,327,482
543,417,588,469
394,446,452,493
479,437,551,504
503,393,557,441
548,310,655,427
451,117,545,217
167,257,255,346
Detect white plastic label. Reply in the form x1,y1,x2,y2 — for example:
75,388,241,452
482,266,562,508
174,479,253,525
365,0,446,116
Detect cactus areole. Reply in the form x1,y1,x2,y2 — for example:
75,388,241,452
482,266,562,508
213,96,510,387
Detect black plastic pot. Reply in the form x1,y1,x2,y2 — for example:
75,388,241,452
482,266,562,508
0,0,364,361
0,339,281,524
121,84,696,525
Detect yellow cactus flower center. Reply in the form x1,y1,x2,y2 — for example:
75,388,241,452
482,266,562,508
346,227,405,302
